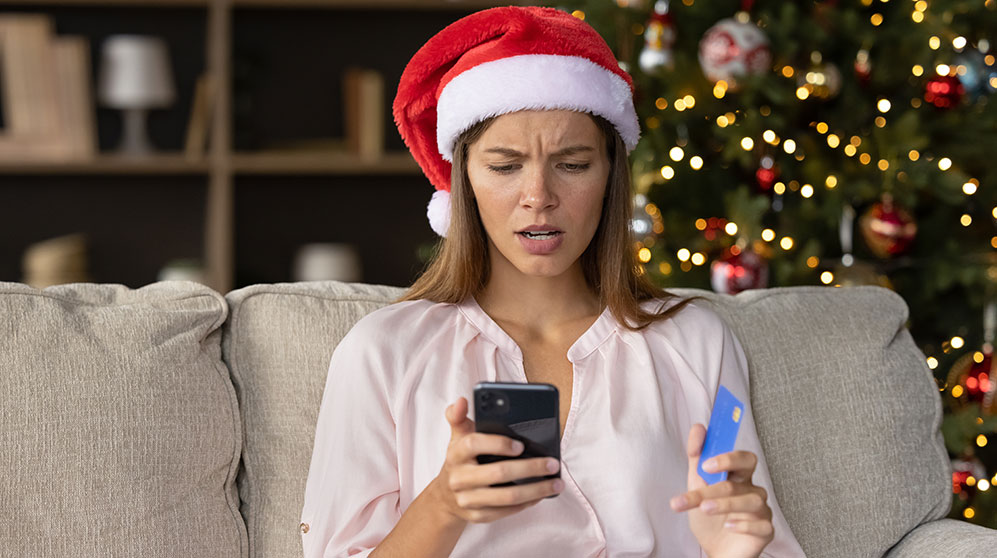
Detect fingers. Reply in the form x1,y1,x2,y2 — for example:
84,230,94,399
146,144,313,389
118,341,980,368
449,457,559,491
686,423,706,460
671,480,771,513
446,397,474,439
722,518,775,537
449,432,525,464
453,477,563,511
700,450,758,481
695,492,772,519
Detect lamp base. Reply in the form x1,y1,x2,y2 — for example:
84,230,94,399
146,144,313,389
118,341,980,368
115,108,156,156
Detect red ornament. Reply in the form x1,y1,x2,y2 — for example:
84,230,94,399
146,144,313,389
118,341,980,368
924,75,965,109
710,246,768,294
755,155,779,191
947,348,997,405
858,194,917,258
854,48,871,85
952,458,987,500
703,217,728,241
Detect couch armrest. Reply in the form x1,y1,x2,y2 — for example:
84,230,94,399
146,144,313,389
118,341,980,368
883,518,997,558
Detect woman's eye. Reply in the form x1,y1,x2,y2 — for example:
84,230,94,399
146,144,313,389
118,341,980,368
487,164,518,174
561,163,591,172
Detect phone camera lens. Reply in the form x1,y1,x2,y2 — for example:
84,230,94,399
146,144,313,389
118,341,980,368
495,397,506,408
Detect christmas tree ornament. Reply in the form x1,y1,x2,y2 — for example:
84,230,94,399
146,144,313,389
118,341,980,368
697,18,771,87
616,0,648,7
639,0,676,73
710,244,768,294
859,193,917,258
833,205,893,288
924,74,965,109
755,155,779,191
952,457,988,500
702,217,728,242
854,48,872,85
947,302,997,410
797,60,842,100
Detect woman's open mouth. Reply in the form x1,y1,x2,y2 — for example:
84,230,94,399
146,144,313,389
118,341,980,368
517,229,564,254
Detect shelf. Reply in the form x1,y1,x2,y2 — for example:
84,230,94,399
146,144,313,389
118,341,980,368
0,153,210,175
232,150,421,175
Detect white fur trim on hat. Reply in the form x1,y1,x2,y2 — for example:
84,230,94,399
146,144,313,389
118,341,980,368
427,189,451,237
436,54,640,162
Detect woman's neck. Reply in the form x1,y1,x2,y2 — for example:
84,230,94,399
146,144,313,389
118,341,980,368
475,257,602,333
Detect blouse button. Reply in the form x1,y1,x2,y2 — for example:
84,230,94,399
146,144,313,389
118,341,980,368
300,522,310,534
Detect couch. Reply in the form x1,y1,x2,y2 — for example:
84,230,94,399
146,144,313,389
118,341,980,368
2,279,996,558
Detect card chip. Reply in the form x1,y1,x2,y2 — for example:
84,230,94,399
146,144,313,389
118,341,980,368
732,407,741,423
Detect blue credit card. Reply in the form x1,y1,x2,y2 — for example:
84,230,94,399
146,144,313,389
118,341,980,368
697,385,745,485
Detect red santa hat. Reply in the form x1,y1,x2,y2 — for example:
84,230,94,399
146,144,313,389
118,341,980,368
392,6,640,237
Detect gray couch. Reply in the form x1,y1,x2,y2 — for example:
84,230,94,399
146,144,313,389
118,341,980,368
3,280,996,558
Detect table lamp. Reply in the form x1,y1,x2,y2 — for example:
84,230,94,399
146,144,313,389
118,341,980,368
98,35,176,155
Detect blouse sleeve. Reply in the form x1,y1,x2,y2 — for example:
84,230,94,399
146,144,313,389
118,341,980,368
300,319,401,558
712,315,808,558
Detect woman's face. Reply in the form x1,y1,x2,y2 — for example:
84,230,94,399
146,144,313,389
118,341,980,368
466,110,611,280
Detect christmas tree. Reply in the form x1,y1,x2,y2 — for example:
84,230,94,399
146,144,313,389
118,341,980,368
549,0,997,527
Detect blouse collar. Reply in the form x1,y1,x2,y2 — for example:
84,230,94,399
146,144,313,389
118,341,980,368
457,296,618,364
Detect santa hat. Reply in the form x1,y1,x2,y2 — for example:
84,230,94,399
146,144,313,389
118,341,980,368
392,6,640,237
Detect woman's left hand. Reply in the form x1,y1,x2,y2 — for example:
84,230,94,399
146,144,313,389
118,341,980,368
670,423,774,558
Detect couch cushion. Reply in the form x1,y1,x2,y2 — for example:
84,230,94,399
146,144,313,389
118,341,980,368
669,285,950,558
0,281,246,558
222,281,404,558
230,282,949,558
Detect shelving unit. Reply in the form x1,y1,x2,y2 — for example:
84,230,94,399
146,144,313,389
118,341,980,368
0,0,527,292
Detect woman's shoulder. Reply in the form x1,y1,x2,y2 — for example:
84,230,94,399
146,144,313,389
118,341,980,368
637,295,731,339
345,298,458,336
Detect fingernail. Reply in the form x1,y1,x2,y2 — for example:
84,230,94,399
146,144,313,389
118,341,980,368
512,441,525,453
546,459,559,473
671,495,687,510
701,500,717,513
703,459,717,471
725,521,739,530
552,479,564,492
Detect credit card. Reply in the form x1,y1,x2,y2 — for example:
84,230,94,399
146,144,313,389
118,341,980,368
697,385,745,485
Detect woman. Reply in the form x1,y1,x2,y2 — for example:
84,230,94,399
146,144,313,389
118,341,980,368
301,7,806,558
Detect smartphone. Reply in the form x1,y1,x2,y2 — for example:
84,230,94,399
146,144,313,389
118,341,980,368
697,384,745,485
473,381,561,492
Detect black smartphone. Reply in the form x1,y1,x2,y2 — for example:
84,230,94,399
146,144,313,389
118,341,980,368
473,381,560,492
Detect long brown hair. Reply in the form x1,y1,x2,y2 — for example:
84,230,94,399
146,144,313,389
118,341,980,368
400,111,701,330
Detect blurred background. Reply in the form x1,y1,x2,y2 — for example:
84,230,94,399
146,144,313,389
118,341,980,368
2,0,996,528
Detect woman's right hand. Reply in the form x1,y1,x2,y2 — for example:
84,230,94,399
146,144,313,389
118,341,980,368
430,396,563,524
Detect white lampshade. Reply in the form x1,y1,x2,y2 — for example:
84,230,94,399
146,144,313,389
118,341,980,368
98,35,176,109
293,243,362,282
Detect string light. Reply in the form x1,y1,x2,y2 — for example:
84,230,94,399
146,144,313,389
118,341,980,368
878,159,890,171
660,165,675,179
875,116,887,127
870,13,883,26
978,435,989,448
963,182,978,195
877,99,891,112
801,184,814,198
571,10,585,20
912,64,924,76
773,182,786,195
938,157,952,170
683,95,696,108
937,63,951,75
677,249,691,261
741,137,755,150
713,81,728,99
690,156,704,170
927,356,939,369
912,10,924,23
638,248,652,262
725,222,738,235
783,139,796,153
953,36,967,50
929,36,941,50
827,134,840,148
796,87,810,100
761,229,775,241
691,252,706,265
763,130,778,144
844,145,857,156
655,97,668,110
820,271,834,284
806,256,819,268
670,147,684,161
952,336,965,349
816,122,829,134
909,150,920,161
826,175,838,188
961,214,972,226
695,218,707,230
780,237,794,250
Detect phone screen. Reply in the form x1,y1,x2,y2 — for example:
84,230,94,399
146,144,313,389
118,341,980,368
474,381,561,489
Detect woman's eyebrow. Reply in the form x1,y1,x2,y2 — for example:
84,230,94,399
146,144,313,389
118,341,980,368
481,145,596,157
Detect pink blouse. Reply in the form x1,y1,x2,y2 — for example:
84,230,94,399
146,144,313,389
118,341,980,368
300,296,807,558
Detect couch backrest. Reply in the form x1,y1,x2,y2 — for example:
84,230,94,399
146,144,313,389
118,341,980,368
0,281,246,558
224,282,950,558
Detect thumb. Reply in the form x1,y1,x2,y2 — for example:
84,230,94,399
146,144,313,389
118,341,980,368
446,396,474,439
686,423,707,488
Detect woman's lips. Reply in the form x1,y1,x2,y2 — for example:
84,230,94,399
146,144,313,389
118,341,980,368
517,231,564,255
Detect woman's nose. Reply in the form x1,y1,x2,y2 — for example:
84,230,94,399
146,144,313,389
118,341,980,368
520,167,557,210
